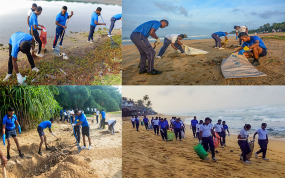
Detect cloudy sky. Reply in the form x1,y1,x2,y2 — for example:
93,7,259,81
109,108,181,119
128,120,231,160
122,86,285,113
122,0,285,38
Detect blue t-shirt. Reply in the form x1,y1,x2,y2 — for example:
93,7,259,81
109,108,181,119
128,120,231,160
77,113,89,127
113,14,122,20
143,118,149,123
191,119,198,127
242,36,267,50
2,114,17,131
56,12,69,27
173,121,182,129
223,125,228,132
135,118,139,123
29,12,38,31
60,110,63,115
9,32,33,58
90,12,99,27
133,20,161,37
214,31,227,37
159,121,167,129
164,120,169,126
39,121,52,129
101,111,106,119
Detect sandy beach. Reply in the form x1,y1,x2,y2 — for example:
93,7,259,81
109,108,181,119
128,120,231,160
122,114,285,178
122,33,285,85
0,112,122,178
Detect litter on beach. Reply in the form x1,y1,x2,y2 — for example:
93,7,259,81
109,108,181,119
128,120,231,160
184,45,209,55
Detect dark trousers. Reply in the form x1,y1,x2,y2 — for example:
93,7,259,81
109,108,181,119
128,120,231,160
160,128,167,140
211,33,221,48
153,125,159,135
60,114,63,121
217,132,224,146
96,115,99,123
202,136,215,158
132,121,135,128
88,25,96,41
256,140,268,158
136,123,139,131
101,118,106,128
238,140,251,162
53,26,65,48
192,126,196,137
30,30,42,54
144,123,149,130
196,132,200,140
109,17,116,35
157,38,184,56
174,128,182,140
130,32,155,72
221,132,226,144
74,125,80,143
8,44,35,74
64,115,68,122
239,37,242,45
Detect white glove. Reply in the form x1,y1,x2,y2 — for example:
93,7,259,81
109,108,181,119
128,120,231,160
199,140,202,144
43,29,47,32
72,123,76,127
16,73,24,84
228,133,230,136
177,49,181,54
51,132,55,136
156,38,161,44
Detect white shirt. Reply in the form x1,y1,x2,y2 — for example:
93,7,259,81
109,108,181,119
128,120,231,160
107,119,116,125
87,108,89,111
165,34,179,43
91,108,93,111
239,129,249,139
179,120,184,124
131,117,135,122
96,111,99,115
63,112,67,116
153,119,160,125
196,124,201,133
27,9,33,16
236,26,247,33
200,124,213,137
257,128,267,140
214,124,223,132
170,119,175,123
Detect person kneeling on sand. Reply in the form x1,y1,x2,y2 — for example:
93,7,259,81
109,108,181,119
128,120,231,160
211,31,228,50
158,118,168,141
199,117,218,161
3,32,40,84
2,107,24,160
173,118,183,141
107,119,116,135
236,32,267,66
73,110,91,150
156,34,187,58
238,124,252,164
130,20,169,75
37,118,55,156
253,123,269,161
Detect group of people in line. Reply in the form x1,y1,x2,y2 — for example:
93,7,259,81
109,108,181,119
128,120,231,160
131,20,268,75
130,115,269,164
3,3,122,85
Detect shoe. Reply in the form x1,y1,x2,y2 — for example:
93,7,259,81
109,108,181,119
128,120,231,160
222,145,224,148
263,158,269,161
139,69,148,74
156,56,161,59
203,157,209,160
111,133,115,135
7,155,11,160
215,47,218,49
253,61,260,66
108,35,114,37
59,45,65,49
238,45,242,47
35,53,44,58
244,160,251,164
179,139,182,141
255,152,258,158
147,69,162,75
32,67,40,73
88,146,91,150
218,47,225,50
212,157,218,161
38,151,42,156
224,144,226,147
46,147,51,151
81,146,86,149
19,154,24,158
3,74,12,82
108,130,110,133
87,40,94,43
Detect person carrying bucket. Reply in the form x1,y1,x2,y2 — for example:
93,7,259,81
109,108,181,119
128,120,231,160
253,123,269,161
109,14,122,37
214,119,225,148
199,117,218,161
158,118,168,141
73,110,91,150
37,118,55,156
143,116,149,130
134,116,140,132
238,124,252,164
88,7,106,43
222,121,230,146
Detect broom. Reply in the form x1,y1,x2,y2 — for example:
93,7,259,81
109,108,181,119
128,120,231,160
52,19,69,56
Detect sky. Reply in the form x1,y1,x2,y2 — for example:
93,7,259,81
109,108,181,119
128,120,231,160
122,86,285,113
122,0,285,38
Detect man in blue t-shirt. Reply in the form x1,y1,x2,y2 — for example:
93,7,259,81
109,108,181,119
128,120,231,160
134,116,140,132
190,116,199,138
143,116,149,130
2,107,24,160
88,7,106,43
29,6,44,58
37,118,55,156
73,110,91,150
130,20,169,75
158,118,168,141
100,109,106,129
60,109,63,121
222,121,230,146
236,32,267,66
173,119,182,141
211,31,228,49
53,6,73,49
109,14,122,36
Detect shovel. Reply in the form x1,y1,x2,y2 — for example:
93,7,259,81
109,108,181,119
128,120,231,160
52,19,69,57
72,126,82,154
2,166,6,178
100,16,120,48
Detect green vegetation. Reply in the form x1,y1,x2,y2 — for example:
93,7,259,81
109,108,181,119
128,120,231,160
262,35,285,40
229,22,285,34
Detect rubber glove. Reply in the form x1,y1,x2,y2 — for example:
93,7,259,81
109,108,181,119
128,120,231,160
18,125,21,134
51,132,55,136
236,36,238,40
228,133,230,136
72,123,76,127
43,29,47,33
199,140,202,144
238,49,245,55
2,135,5,146
225,39,228,43
16,73,24,84
177,49,181,54
156,38,161,44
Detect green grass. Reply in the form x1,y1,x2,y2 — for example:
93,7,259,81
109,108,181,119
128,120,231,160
108,111,122,114
261,35,285,40
85,114,95,117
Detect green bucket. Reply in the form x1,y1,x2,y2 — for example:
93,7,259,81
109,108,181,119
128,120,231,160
193,144,208,160
167,130,175,141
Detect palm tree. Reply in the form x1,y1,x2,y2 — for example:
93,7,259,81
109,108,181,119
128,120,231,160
146,100,152,107
143,95,149,106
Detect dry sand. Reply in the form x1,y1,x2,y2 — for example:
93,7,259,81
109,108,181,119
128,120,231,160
122,33,285,85
122,114,285,178
0,112,122,178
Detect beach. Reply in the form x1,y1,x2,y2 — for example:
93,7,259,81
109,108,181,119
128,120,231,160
0,112,122,178
122,114,285,178
122,33,285,85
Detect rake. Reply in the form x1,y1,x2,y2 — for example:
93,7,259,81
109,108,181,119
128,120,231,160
52,19,69,57
100,16,120,48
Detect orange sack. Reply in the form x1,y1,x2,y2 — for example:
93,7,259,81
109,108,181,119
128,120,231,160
213,132,220,148
40,26,47,49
